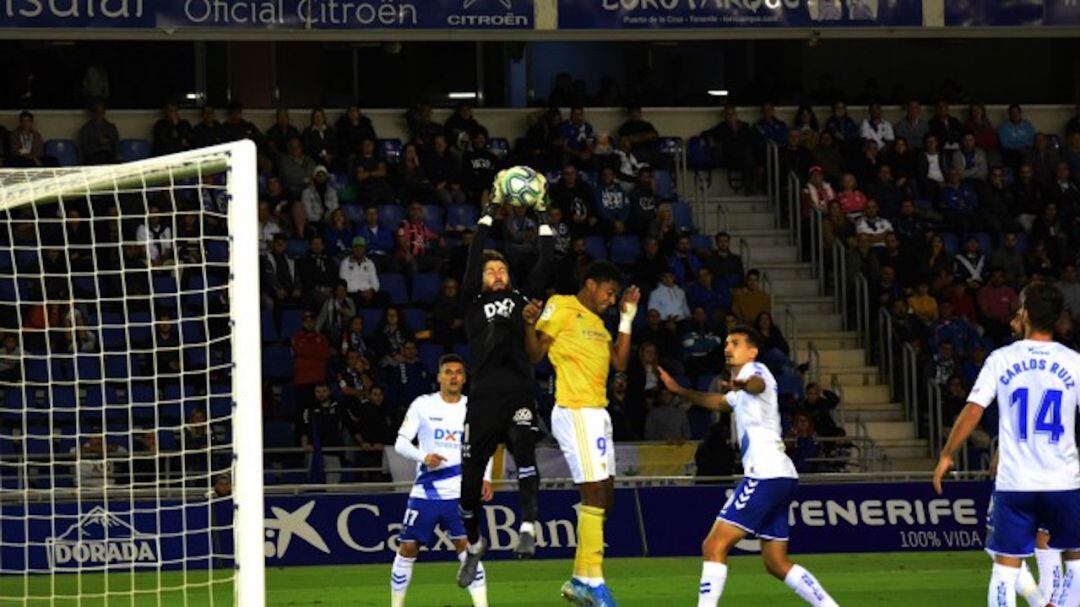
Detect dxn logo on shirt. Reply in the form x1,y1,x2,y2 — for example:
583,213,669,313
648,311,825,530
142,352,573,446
47,507,159,571
483,298,516,320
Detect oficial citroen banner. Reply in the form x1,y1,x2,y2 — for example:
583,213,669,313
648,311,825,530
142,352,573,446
0,0,535,29
0,481,990,573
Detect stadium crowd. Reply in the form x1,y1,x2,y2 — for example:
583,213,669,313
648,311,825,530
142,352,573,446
3,96,1079,486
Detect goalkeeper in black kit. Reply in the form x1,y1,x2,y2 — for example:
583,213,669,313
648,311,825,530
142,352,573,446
456,171,554,587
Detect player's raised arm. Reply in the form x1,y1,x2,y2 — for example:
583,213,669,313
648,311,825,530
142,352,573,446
658,366,730,411
461,171,506,303
610,286,640,372
522,299,554,363
524,196,556,299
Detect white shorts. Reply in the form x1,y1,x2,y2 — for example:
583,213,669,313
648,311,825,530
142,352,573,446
551,405,615,484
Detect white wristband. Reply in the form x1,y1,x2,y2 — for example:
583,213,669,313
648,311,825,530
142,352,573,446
478,216,493,227
539,224,553,237
618,302,637,335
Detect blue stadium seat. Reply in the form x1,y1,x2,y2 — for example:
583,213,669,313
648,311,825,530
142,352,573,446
0,278,15,302
446,204,479,228
403,308,428,333
671,202,693,231
72,276,98,298
45,139,77,167
687,136,714,170
205,240,229,263
24,359,48,383
152,275,178,295
50,387,78,410
940,233,959,257
261,310,279,342
1015,232,1029,253
341,204,364,224
4,388,26,410
411,273,441,304
377,139,403,165
452,343,470,364
359,308,382,336
419,344,444,373
610,236,642,266
377,204,405,232
130,383,156,404
423,205,444,233
82,385,106,409
777,375,804,400
185,347,208,369
654,169,675,199
120,139,151,163
488,138,511,160
104,354,131,380
278,384,297,420
286,239,309,259
262,347,293,380
584,236,607,261
209,396,231,419
380,274,408,305
280,309,303,340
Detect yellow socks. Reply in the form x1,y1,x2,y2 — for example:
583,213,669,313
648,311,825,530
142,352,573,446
573,505,605,584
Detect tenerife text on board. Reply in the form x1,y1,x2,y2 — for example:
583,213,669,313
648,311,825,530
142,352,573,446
2,0,144,18
600,0,802,11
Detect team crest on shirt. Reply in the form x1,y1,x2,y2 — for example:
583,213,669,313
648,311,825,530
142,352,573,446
540,303,555,321
512,407,533,424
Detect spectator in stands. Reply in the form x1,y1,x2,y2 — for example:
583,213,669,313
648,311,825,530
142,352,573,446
555,236,592,294
954,235,988,290
626,340,662,434
703,231,744,287
836,173,868,217
277,136,315,199
355,206,395,270
261,235,302,311
1064,132,1080,178
299,236,338,305
300,383,347,484
908,281,939,324
1026,240,1059,281
77,101,119,165
732,269,771,323
800,383,843,441
647,202,678,254
7,111,51,167
315,281,355,342
680,306,725,378
292,311,332,412
929,99,963,151
785,411,821,474
557,105,595,169
550,164,597,238
860,103,894,149
191,104,221,149
444,102,484,151
648,269,690,323
505,204,539,273
854,140,882,186
386,341,432,415
855,199,893,247
930,300,980,354
149,313,180,376
336,105,376,165
812,131,845,184
129,429,159,486
424,135,463,206
848,232,883,284
951,133,988,182
607,374,636,441
930,341,959,386
779,129,813,187
432,277,465,347
547,207,571,258
461,129,499,204
687,267,732,322
1047,161,1080,221
338,315,373,362
318,207,350,259
755,101,789,146
865,164,903,219
804,165,836,213
669,235,703,286
303,108,336,168
395,202,442,276
1026,133,1062,185
266,108,300,157
135,205,173,267
152,101,191,157
595,166,630,237
939,168,981,232
352,138,394,205
824,100,860,152
1057,263,1080,323
339,237,383,308
755,311,792,376
882,136,916,192
1013,163,1045,232
71,427,126,488
1032,202,1070,263
988,232,1027,288
917,134,947,200
297,166,338,238
632,237,668,293
628,167,659,237
880,232,917,288
375,306,412,367
618,105,660,162
977,268,1019,343
821,200,853,253
895,100,928,151
978,167,1022,235
645,389,690,442
794,105,820,147
964,103,999,152
221,102,263,147
999,105,1036,171
397,143,436,204
703,104,760,193
54,308,96,354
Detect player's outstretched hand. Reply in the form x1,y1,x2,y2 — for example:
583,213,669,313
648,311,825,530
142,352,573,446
523,299,543,325
620,285,641,312
657,366,685,395
481,480,494,502
423,453,446,469
932,453,954,495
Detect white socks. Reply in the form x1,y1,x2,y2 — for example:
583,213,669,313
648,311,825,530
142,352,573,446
1016,561,1046,607
390,554,415,607
990,563,1020,607
1036,548,1063,603
784,564,840,607
457,549,489,607
520,521,536,536
1052,560,1080,607
697,561,728,607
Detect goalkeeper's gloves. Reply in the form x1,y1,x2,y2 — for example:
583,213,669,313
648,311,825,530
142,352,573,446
484,170,507,219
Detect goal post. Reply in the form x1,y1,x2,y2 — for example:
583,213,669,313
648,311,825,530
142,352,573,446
0,141,264,606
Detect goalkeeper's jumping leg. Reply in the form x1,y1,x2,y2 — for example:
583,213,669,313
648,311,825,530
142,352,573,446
507,415,541,559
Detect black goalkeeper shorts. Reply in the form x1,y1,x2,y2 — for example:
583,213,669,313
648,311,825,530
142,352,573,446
461,389,538,464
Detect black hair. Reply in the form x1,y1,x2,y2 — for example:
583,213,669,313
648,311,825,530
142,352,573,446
727,325,765,352
746,269,761,280
438,354,466,370
581,261,623,288
19,110,32,121
1020,283,1064,334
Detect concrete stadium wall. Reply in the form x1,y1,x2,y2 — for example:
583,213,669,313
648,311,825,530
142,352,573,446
3,105,1077,147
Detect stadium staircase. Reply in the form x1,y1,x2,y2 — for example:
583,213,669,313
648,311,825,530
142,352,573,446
688,163,933,473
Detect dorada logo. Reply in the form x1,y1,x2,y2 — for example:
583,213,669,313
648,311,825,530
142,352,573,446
264,501,330,559
47,506,159,571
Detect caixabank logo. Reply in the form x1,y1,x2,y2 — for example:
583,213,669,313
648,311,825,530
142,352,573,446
46,507,160,571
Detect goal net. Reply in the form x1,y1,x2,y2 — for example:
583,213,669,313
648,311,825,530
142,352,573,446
0,142,264,606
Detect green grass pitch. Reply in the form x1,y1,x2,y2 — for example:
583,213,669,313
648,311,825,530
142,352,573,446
1,551,993,606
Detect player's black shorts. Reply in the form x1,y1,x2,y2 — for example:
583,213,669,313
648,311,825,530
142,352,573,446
462,389,538,463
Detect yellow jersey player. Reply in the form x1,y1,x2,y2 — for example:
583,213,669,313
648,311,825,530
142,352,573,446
523,261,639,607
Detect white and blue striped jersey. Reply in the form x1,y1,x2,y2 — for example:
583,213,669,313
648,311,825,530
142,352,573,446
727,362,798,480
968,340,1080,492
397,393,469,500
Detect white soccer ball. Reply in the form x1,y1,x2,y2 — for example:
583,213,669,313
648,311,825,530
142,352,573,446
496,166,547,209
